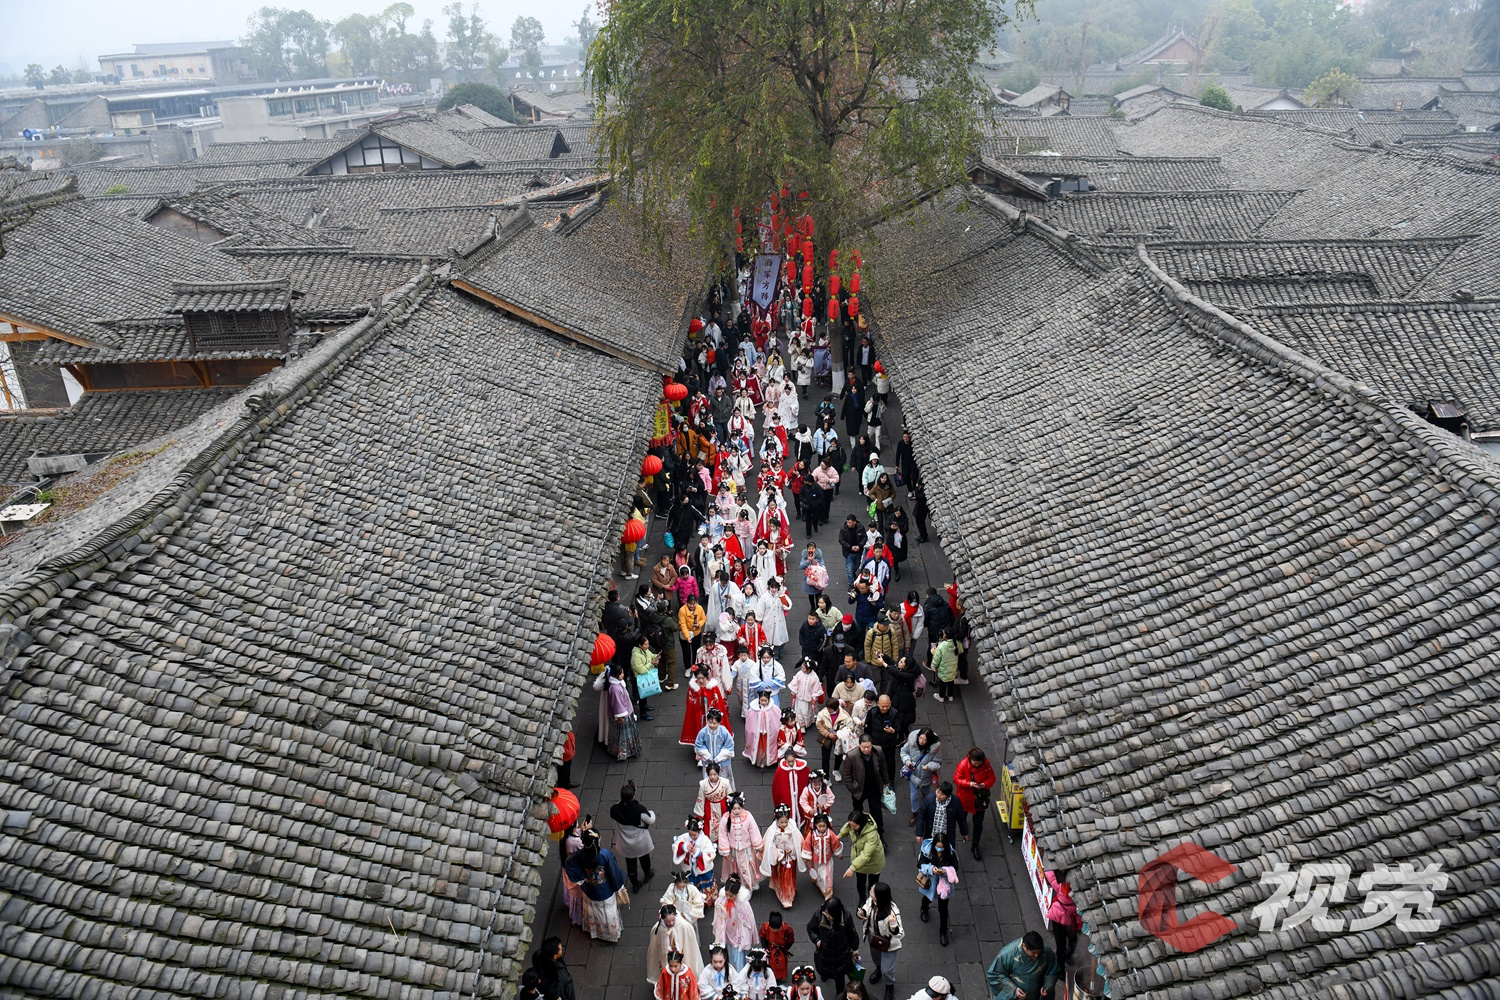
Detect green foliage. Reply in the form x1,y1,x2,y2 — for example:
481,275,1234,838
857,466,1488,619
436,82,520,122
102,184,131,195
574,7,599,60
1199,81,1234,110
23,64,44,87
72,67,93,84
510,16,546,80
445,3,499,82
592,0,1028,257
332,13,382,75
996,65,1041,95
242,7,331,80
47,65,69,86
1304,67,1361,106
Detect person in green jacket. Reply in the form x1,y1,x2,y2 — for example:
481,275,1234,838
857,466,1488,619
985,932,1059,1000
838,810,886,901
631,633,660,722
929,630,959,703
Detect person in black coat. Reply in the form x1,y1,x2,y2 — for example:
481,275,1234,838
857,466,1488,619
841,383,865,441
799,614,829,664
894,431,918,488
922,589,953,641
801,476,826,535
911,479,931,543
808,896,860,996
885,654,921,737
532,937,576,1000
838,516,865,585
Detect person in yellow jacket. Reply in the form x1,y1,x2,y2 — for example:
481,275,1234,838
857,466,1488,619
679,595,708,678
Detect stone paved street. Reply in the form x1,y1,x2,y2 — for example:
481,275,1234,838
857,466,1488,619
531,397,1053,999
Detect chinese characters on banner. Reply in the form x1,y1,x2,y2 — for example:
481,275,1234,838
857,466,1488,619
750,253,782,310
1021,817,1056,918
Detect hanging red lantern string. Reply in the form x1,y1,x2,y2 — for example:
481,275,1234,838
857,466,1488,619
623,518,647,545
784,259,795,286
733,205,742,218
803,239,814,263
827,298,839,321
802,296,814,317
735,236,744,252
801,262,813,292
801,215,815,238
850,271,861,295
788,233,801,257
847,295,860,317
830,274,841,298
664,382,689,402
642,454,663,477
781,186,791,200
771,229,782,253
829,248,838,271
853,250,862,268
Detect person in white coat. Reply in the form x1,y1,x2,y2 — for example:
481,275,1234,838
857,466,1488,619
646,904,704,985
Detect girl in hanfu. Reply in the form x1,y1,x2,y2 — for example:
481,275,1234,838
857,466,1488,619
592,662,641,761
797,771,836,836
788,657,825,730
773,708,806,763
716,792,764,890
673,818,718,903
681,665,732,747
713,873,758,967
743,683,783,768
759,804,804,908
799,813,841,901
694,762,735,843
654,950,701,1000
771,743,811,829
661,868,707,925
647,905,704,985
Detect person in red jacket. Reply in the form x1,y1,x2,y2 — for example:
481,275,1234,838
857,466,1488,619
1045,869,1084,966
952,747,998,861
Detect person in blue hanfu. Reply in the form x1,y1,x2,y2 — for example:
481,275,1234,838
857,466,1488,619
562,829,628,943
695,708,737,785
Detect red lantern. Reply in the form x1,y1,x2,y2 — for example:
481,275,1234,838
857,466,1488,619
733,205,742,218
802,297,813,317
547,787,581,840
641,454,663,477
802,215,815,238
735,219,742,235
781,186,790,200
873,361,885,375
801,262,813,292
735,236,743,252
623,517,647,545
788,234,801,257
798,190,810,199
771,212,780,233
706,349,716,364
850,271,861,295
827,298,839,321
689,317,704,334
591,633,616,665
847,295,860,317
803,239,814,263
830,274,841,298
784,259,795,285
829,248,838,271
771,230,782,253
853,250,862,268
664,382,688,402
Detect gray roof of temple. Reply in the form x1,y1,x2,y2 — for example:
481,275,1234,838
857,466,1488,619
434,103,514,131
1432,89,1500,130
996,188,1299,242
1345,76,1464,110
1134,237,1471,309
168,279,296,313
0,387,241,488
462,124,574,163
70,161,314,197
982,115,1122,156
1115,104,1500,294
353,117,491,168
192,139,350,167
145,186,350,248
1245,298,1500,431
0,200,253,344
864,190,1500,1000
0,272,678,997
1002,155,1230,191
454,200,696,370
356,204,513,257
30,316,301,366
230,170,554,233
229,247,428,318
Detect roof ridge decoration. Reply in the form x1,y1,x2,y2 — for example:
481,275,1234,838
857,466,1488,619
1247,297,1500,315
1135,243,1500,509
971,188,1118,275
0,266,441,620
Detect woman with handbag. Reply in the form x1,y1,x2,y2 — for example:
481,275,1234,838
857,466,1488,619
632,632,661,722
916,833,961,947
953,747,998,861
854,881,903,998
899,728,943,821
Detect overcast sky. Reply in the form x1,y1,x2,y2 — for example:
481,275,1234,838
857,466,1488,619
0,0,582,78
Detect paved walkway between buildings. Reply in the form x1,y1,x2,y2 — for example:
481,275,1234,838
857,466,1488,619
531,397,1052,999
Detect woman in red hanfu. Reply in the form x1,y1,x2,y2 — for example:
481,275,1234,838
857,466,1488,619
681,665,733,746
771,742,811,829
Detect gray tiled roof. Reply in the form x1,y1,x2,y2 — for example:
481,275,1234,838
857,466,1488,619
363,117,490,168
70,161,313,197
982,115,1122,156
434,104,514,131
864,193,1500,999
168,278,295,313
1345,76,1460,111
1114,105,1500,294
30,316,298,366
1432,89,1500,131
1137,237,1470,309
996,188,1299,242
462,124,573,163
1003,155,1230,191
455,200,696,370
231,170,554,234
0,278,678,998
230,247,427,318
0,387,241,488
147,186,349,248
0,200,253,344
1247,299,1500,430
192,138,350,167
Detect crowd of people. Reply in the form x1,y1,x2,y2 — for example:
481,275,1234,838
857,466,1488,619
527,258,1083,1000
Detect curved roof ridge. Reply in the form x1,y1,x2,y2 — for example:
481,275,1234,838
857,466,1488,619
1136,243,1500,510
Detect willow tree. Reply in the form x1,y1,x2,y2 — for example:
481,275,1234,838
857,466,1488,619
589,0,1028,253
